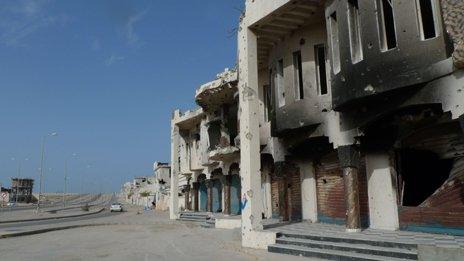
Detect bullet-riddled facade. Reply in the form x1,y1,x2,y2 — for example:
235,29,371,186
170,0,464,250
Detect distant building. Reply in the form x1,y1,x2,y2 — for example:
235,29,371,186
11,178,34,203
154,162,171,211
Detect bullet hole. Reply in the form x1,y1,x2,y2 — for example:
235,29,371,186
246,132,253,140
247,190,253,198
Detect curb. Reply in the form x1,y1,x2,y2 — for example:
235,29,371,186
0,223,113,239
0,208,106,224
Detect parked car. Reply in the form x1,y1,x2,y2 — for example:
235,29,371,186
110,203,123,212
7,202,16,207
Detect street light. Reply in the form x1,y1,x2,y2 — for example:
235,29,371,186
63,153,77,207
37,132,58,214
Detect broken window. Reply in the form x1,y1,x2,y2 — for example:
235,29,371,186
292,51,304,100
377,0,397,51
207,121,221,150
416,0,438,40
348,0,363,63
315,44,328,95
397,149,453,206
329,12,340,74
276,59,285,107
263,84,272,122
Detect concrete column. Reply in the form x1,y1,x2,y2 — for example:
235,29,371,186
299,161,318,222
169,123,180,220
280,176,289,221
184,185,190,211
366,153,399,230
239,20,275,249
262,168,273,219
338,145,361,232
206,179,213,212
192,182,199,212
223,176,231,215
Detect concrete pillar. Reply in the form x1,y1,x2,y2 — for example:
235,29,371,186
184,185,190,211
169,123,180,220
262,169,273,219
299,161,318,222
192,182,199,212
206,179,213,212
366,153,399,230
281,177,289,221
238,20,275,249
338,145,361,232
223,176,231,215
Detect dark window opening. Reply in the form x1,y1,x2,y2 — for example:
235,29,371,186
292,51,304,100
263,84,272,122
377,0,397,51
225,103,238,147
276,59,285,107
329,12,340,73
207,121,221,150
315,44,328,95
348,0,363,63
416,0,437,40
397,149,453,207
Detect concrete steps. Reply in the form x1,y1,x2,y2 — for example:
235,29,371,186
268,232,418,260
201,217,216,229
178,212,217,228
178,212,209,223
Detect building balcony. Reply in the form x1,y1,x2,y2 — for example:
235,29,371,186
208,145,240,162
173,109,204,131
326,0,453,111
195,69,238,112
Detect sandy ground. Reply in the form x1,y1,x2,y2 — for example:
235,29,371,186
0,206,315,261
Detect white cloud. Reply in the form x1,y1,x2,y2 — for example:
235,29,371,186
0,0,68,46
105,54,125,66
122,9,147,46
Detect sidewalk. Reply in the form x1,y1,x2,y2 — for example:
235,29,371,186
0,207,312,261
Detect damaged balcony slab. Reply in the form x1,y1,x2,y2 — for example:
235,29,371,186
208,146,240,161
195,69,238,112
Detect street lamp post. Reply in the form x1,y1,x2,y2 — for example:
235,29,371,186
36,132,58,214
63,153,77,207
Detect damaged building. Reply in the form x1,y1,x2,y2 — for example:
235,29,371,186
170,0,464,258
170,69,243,222
10,178,34,203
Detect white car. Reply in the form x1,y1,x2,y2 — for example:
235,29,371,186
110,203,123,212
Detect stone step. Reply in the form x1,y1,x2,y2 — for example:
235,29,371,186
268,244,415,261
201,219,216,229
179,213,209,218
278,232,418,250
276,237,418,260
178,217,205,222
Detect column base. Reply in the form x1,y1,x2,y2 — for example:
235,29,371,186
346,228,362,233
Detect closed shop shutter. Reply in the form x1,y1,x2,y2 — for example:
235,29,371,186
316,152,369,225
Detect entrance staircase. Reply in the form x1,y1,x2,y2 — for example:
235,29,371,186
268,232,418,260
178,212,216,228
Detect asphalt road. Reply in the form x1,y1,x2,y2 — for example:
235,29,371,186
0,207,312,261
0,209,121,230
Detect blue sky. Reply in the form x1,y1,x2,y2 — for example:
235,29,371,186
0,0,243,193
